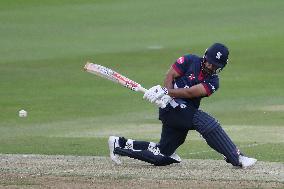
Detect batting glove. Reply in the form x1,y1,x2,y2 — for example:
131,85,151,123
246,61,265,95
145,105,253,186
143,85,168,103
155,95,172,108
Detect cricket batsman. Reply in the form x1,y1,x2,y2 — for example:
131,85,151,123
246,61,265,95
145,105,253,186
108,43,257,168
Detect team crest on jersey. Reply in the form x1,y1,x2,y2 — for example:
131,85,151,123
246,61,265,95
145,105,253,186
176,56,185,64
188,73,195,80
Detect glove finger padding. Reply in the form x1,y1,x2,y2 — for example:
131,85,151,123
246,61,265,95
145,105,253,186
143,85,162,102
143,85,170,107
143,90,157,103
155,99,165,108
158,95,172,108
143,85,159,99
153,86,168,99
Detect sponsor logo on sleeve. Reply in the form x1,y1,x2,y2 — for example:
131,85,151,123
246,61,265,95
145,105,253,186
177,56,185,64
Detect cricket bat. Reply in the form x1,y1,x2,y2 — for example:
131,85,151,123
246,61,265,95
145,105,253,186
84,62,147,93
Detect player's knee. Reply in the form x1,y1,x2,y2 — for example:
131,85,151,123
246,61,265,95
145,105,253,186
147,146,180,166
148,143,181,165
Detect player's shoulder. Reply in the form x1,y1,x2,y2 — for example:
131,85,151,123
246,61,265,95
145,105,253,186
176,54,201,64
181,53,201,60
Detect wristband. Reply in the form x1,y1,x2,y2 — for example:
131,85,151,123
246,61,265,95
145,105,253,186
162,87,168,95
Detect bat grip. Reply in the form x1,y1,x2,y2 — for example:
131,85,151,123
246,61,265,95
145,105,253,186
138,86,148,93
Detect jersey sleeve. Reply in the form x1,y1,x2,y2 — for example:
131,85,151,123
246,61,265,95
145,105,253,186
201,75,219,96
171,55,191,76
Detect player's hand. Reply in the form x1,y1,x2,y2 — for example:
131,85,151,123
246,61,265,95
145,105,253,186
155,95,172,108
143,85,168,103
143,85,172,108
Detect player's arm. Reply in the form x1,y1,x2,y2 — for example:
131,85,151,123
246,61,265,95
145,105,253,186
163,67,180,89
163,67,208,98
168,84,207,98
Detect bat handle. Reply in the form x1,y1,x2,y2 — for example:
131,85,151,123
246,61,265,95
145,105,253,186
137,86,148,93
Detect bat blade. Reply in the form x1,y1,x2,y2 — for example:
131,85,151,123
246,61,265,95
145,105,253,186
84,62,147,93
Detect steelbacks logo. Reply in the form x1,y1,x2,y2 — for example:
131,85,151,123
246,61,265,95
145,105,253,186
177,56,185,64
188,73,195,80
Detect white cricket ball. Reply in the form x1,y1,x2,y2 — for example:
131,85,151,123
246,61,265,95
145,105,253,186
19,109,27,117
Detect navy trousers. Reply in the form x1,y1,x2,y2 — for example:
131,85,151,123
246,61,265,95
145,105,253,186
158,105,240,166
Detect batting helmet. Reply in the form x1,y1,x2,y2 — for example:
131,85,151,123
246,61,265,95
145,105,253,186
204,43,229,72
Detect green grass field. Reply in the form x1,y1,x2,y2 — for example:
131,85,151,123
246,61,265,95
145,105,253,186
0,0,283,163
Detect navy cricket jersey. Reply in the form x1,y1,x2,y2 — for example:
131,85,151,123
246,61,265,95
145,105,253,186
171,54,219,109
